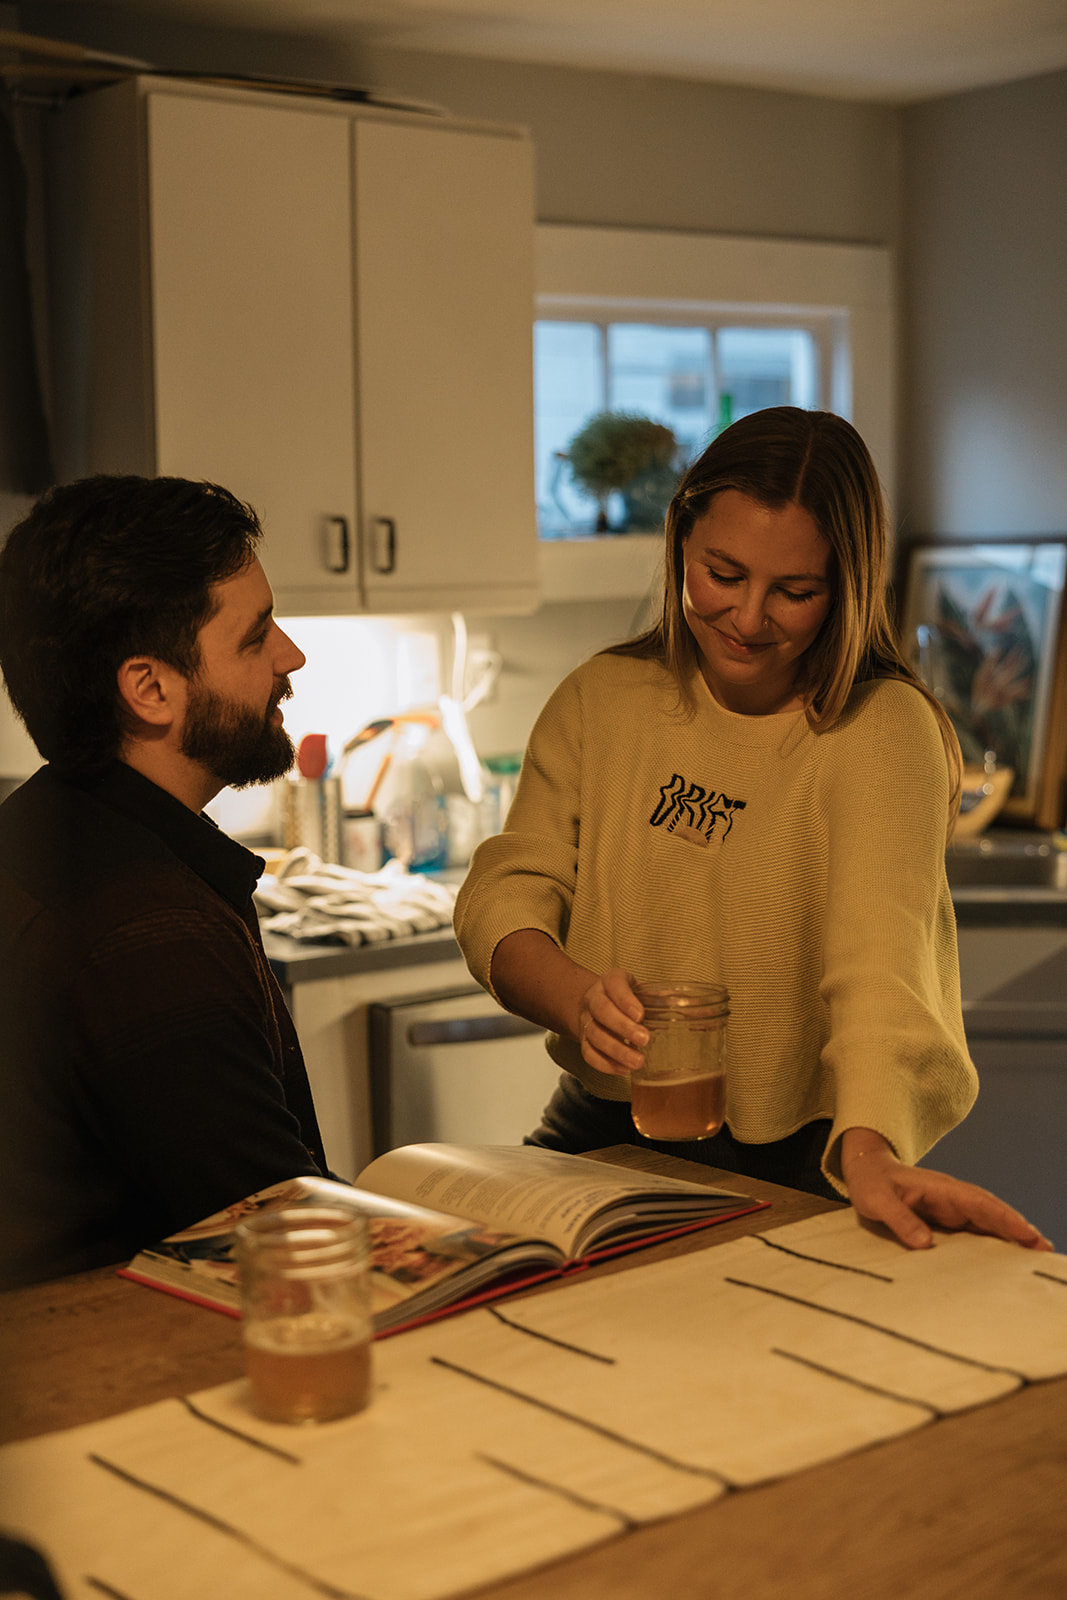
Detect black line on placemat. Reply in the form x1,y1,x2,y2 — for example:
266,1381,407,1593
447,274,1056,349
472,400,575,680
181,1395,303,1463
753,1233,895,1281
85,1579,140,1600
1033,1269,1067,1287
487,1303,616,1363
770,1347,942,1416
430,1356,734,1488
87,1454,369,1600
724,1278,1026,1380
477,1452,637,1528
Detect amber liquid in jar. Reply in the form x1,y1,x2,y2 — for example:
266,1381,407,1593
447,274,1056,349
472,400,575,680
631,1071,725,1142
245,1313,372,1424
630,980,729,1143
236,1206,373,1425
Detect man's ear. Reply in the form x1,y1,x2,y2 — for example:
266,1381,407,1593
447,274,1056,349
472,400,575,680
116,656,184,732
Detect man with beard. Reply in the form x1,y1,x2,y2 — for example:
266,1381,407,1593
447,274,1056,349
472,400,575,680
0,475,330,1287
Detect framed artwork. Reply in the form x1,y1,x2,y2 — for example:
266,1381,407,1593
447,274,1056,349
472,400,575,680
898,539,1067,830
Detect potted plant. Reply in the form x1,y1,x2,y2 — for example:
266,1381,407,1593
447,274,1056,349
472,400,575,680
564,411,680,533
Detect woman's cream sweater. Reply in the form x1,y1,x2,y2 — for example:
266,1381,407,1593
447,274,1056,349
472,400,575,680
454,654,976,1192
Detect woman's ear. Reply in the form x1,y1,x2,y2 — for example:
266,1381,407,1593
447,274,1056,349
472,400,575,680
116,656,183,733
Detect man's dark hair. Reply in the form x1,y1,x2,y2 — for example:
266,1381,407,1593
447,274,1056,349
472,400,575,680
0,474,263,772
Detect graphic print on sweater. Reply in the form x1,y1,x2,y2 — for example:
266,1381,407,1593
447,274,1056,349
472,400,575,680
649,773,747,850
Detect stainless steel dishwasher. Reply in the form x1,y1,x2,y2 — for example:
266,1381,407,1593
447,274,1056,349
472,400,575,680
367,986,563,1155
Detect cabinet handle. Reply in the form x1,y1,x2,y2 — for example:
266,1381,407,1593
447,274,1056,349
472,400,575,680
323,515,350,574
371,516,396,575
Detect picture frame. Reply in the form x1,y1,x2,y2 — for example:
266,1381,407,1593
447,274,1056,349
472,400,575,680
898,538,1067,831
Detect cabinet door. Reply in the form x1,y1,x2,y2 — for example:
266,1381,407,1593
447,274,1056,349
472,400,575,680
353,120,538,613
146,91,360,603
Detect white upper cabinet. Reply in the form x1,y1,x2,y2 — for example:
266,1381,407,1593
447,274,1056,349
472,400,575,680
353,120,537,612
47,78,539,615
145,91,359,606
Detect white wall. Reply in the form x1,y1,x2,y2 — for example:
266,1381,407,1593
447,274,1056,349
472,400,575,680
464,596,640,762
20,2,903,246
900,69,1067,539
359,44,902,248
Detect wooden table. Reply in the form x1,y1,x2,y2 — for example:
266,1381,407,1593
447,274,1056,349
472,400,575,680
3,1148,1065,1600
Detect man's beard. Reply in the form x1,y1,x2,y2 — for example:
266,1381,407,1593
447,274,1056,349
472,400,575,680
180,676,296,790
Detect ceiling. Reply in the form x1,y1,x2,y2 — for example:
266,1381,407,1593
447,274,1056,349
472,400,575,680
116,0,1067,103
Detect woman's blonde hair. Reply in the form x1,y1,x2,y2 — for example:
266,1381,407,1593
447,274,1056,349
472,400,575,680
608,406,961,816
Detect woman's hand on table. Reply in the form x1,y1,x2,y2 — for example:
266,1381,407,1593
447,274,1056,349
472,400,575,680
841,1127,1054,1252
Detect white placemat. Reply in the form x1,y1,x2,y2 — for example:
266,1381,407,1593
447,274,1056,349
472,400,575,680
4,1212,1064,1600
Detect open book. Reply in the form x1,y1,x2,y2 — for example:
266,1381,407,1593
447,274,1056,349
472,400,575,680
120,1143,765,1335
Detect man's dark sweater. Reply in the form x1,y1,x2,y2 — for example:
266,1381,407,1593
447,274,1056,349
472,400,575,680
0,762,327,1288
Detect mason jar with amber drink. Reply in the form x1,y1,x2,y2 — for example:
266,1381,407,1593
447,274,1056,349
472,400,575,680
235,1205,373,1425
629,981,729,1142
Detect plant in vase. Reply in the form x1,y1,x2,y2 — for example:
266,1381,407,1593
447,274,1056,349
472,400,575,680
564,412,680,533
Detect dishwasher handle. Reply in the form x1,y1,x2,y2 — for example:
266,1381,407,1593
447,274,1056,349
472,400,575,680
407,1014,546,1048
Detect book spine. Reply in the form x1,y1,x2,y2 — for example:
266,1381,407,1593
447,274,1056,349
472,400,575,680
117,1266,243,1320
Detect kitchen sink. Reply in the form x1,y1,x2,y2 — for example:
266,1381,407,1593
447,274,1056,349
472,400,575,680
945,834,1067,890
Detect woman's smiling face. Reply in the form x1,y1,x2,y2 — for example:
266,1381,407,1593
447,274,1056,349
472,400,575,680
682,488,833,715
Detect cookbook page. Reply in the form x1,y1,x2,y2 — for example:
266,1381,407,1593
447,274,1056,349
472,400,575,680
356,1144,746,1259
347,1187,558,1325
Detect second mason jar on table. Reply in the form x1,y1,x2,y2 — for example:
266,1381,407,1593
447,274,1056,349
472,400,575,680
235,1205,373,1425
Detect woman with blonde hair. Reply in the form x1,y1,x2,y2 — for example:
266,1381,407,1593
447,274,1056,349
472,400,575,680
455,407,1050,1251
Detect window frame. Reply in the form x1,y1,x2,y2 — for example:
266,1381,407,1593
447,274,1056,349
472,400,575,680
536,224,895,508
537,301,841,411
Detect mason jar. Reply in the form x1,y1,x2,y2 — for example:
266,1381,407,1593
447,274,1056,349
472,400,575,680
629,980,729,1142
235,1205,373,1424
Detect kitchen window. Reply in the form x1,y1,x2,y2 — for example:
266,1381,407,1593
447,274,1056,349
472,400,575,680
535,311,833,536
533,225,895,550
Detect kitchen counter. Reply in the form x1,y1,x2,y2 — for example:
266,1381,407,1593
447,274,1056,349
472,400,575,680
951,882,1067,925
948,830,1067,926
263,874,1067,994
263,924,461,989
